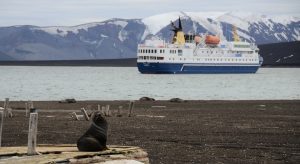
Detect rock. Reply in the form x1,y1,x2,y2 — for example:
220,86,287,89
59,98,76,103
169,98,184,103
139,97,155,101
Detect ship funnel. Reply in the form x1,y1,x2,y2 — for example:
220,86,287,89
170,17,185,45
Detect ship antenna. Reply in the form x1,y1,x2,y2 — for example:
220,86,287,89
178,17,182,31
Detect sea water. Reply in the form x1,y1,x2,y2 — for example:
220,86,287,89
0,66,299,100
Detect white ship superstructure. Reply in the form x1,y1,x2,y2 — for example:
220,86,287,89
137,18,263,74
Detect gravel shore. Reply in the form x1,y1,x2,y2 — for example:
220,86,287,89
1,100,300,163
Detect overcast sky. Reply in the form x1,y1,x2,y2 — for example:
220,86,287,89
0,0,299,26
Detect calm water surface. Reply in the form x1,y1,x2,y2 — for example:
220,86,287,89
0,66,299,100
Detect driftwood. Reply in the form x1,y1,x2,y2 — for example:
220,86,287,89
71,112,84,121
0,144,149,163
81,108,90,121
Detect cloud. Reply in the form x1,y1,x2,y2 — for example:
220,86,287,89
0,0,299,26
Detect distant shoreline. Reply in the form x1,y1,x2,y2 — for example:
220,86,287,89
0,58,137,67
0,58,299,67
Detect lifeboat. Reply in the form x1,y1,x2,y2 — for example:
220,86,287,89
205,35,220,45
194,35,201,44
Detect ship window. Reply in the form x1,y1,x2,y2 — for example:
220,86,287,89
178,49,183,56
157,57,164,60
160,50,162,53
155,50,157,53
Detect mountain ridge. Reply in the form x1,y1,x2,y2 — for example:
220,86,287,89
0,11,299,61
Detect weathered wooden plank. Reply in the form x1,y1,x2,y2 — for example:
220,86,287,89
81,108,89,121
27,113,38,155
0,145,149,164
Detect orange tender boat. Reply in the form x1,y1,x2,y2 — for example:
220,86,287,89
205,35,220,45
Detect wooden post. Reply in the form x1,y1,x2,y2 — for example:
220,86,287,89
27,113,38,155
101,106,106,116
128,101,135,117
81,108,89,121
25,102,29,117
97,105,101,112
28,101,34,109
117,106,123,117
3,98,9,117
7,108,13,118
106,105,111,117
0,111,3,147
86,105,92,111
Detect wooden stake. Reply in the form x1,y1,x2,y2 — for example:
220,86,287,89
106,105,110,117
0,111,3,147
7,108,13,118
128,101,135,117
28,101,34,109
81,108,89,121
117,106,123,117
101,106,106,116
25,102,29,117
97,105,101,112
27,113,38,155
4,98,9,117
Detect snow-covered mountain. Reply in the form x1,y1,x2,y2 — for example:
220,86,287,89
0,11,299,60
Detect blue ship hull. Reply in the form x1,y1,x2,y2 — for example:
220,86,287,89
137,62,260,74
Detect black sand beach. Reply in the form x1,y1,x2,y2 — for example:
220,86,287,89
1,100,300,163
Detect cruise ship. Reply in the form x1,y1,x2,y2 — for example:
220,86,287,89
137,18,263,74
